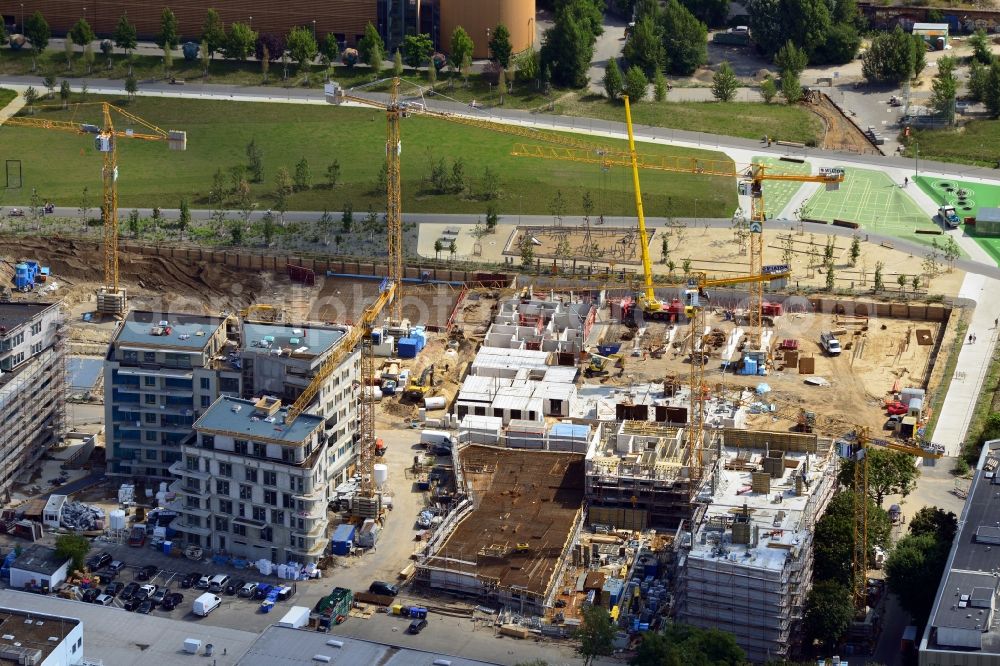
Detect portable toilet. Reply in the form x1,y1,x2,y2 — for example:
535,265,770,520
14,263,33,291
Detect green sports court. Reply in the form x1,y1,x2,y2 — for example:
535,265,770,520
916,176,1000,264
753,156,811,220
805,167,943,248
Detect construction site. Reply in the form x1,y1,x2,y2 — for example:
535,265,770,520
0,82,970,664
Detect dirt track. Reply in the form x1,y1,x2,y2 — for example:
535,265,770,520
806,92,877,154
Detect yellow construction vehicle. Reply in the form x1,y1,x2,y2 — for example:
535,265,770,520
585,352,625,377
403,364,436,401
239,304,281,322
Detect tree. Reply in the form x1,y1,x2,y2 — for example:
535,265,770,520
814,490,892,587
781,71,803,104
341,201,353,233
59,80,71,108
449,240,457,260
64,38,74,70
322,33,340,64
514,48,539,84
941,236,960,271
55,534,90,572
434,239,443,259
274,167,294,219
42,75,56,97
680,0,729,27
863,27,914,84
200,39,210,76
757,76,777,104
849,234,860,266
986,60,1000,118
392,49,404,76
403,33,433,69
293,157,311,191
775,40,807,76
886,532,951,624
202,9,226,58
23,86,38,114
25,11,51,71
623,65,649,102
70,18,95,50
176,197,191,237
804,581,854,650
113,13,138,55
480,166,500,200
541,4,594,88
838,448,919,506
897,272,907,294
930,55,957,123
653,70,668,102
223,23,257,61
623,16,663,75
448,26,474,79
229,219,244,245
814,23,860,65
874,261,884,292
158,8,179,50
358,23,385,69
485,204,499,232
911,34,927,79
162,44,173,73
910,506,958,541
127,209,141,236
287,26,318,71
577,603,615,665
969,59,989,103
603,59,624,100
711,61,738,102
326,160,341,188
970,28,993,65
367,45,383,77
520,235,535,268
825,259,836,291
630,632,681,666
124,73,138,101
490,23,514,68
261,45,271,81
660,0,707,75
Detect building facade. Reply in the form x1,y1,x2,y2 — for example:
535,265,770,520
0,302,65,501
174,396,330,562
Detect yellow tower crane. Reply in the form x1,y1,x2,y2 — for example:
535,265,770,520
4,102,187,317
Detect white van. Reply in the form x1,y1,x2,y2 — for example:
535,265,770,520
820,332,842,356
420,430,453,453
208,574,230,593
192,592,222,616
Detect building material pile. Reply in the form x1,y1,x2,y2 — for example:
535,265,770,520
60,501,105,531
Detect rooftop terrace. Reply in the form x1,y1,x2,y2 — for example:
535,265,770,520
114,311,225,351
194,395,325,445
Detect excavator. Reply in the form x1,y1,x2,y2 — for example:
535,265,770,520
585,352,626,377
403,364,436,401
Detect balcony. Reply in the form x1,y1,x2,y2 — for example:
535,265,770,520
168,460,211,480
174,521,212,537
180,505,211,518
292,518,328,539
287,539,328,559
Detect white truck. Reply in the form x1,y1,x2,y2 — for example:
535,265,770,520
820,332,842,356
192,592,222,617
420,430,454,455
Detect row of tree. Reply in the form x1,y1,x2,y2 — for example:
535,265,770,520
747,0,863,66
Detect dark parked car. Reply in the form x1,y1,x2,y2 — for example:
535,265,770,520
224,579,245,596
104,581,123,598
120,582,139,601
369,581,399,597
132,589,149,604
108,560,126,574
137,600,153,614
181,572,201,589
136,565,158,581
81,588,99,603
87,552,112,571
407,619,428,634
161,592,184,611
124,598,142,612
150,588,168,606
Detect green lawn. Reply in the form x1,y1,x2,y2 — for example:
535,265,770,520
0,94,737,216
0,88,15,109
805,168,951,250
753,157,810,219
902,120,1000,168
916,175,1000,264
556,94,824,146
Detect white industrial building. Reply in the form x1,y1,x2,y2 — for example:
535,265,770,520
9,545,71,592
0,604,83,666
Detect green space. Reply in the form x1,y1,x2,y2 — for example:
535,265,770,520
558,94,824,146
0,88,16,109
0,94,737,216
753,157,810,219
917,175,1000,264
902,121,1000,169
804,167,949,249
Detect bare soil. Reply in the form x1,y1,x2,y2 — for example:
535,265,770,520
805,91,878,153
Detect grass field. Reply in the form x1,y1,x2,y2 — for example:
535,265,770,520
0,88,16,109
902,121,1000,168
753,157,810,219
805,168,947,248
917,175,1000,264
0,94,737,216
558,94,824,146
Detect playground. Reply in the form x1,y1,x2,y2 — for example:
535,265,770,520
754,157,811,219
917,176,1000,264
804,168,942,247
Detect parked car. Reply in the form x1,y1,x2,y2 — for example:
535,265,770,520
196,574,212,590
94,594,114,606
161,592,184,611
225,579,245,596
407,619,428,634
108,560,126,574
123,598,142,612
87,552,113,571
104,581,123,598
238,582,258,598
139,584,157,597
7,208,24,217
208,574,230,593
369,581,399,597
136,565,158,581
132,589,149,604
884,415,902,430
120,582,139,601
181,572,201,589
137,600,153,614
150,588,167,606
81,588,99,603
253,583,272,600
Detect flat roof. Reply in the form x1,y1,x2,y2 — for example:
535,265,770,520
11,545,70,576
913,22,949,30
114,311,225,351
241,322,346,359
977,207,1000,224
194,396,325,445
0,302,55,333
0,605,78,664
0,590,255,666
237,625,500,666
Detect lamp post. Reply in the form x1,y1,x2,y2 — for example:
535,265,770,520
20,3,24,32
312,20,316,38
486,27,491,59
914,141,919,177
249,16,253,30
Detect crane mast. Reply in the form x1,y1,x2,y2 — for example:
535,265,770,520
386,78,404,323
622,96,660,315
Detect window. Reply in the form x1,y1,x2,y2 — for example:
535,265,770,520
201,395,210,408
271,509,285,525
187,515,201,528
144,394,157,405
252,506,267,522
144,376,156,386
30,342,43,355
143,352,156,363
290,476,304,493
214,516,229,532
200,377,210,390
239,484,253,500
186,456,200,471
252,442,266,459
263,471,277,486
145,449,157,460
264,490,277,506
123,350,138,364
238,503,245,517
202,435,215,450
144,412,157,424
218,499,232,515
185,496,201,509
261,526,273,542
233,523,246,537
144,430,157,442
282,448,296,463
30,321,42,335
218,462,231,477
283,493,294,508
245,468,257,483
235,440,248,455
216,480,230,496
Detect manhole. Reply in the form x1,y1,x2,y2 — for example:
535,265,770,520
962,206,974,212
944,187,955,193
937,181,953,188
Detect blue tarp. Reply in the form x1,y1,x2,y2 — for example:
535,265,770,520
67,358,103,390
549,423,590,439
